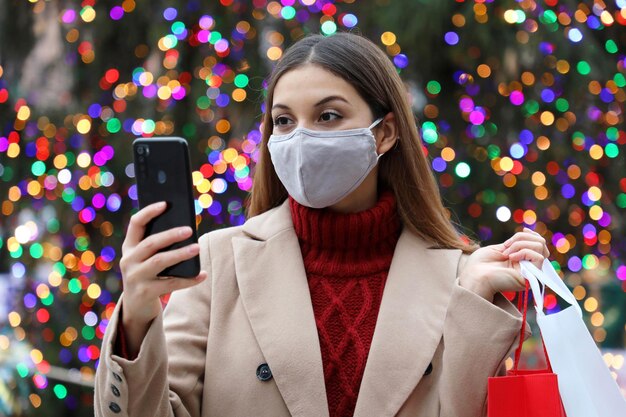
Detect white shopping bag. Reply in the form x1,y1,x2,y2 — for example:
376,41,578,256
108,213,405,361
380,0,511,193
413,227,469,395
519,259,626,417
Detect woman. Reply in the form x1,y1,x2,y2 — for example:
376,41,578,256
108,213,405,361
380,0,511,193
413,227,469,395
95,32,549,417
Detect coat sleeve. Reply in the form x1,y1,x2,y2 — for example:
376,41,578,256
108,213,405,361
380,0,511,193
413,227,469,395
438,253,532,417
94,232,213,417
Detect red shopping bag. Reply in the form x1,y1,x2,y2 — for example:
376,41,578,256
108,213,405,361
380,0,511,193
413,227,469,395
487,280,567,417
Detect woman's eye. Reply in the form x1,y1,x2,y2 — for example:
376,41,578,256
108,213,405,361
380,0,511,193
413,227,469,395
273,116,291,126
319,111,342,122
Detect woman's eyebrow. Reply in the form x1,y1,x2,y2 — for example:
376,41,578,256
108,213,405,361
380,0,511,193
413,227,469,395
271,95,349,111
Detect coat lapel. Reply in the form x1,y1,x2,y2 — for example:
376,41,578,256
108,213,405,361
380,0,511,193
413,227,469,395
353,230,463,417
232,200,330,417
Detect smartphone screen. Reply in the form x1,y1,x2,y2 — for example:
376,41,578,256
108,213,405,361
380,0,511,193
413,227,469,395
132,137,200,278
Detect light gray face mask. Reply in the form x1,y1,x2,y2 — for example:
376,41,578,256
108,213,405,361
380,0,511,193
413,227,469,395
268,117,384,209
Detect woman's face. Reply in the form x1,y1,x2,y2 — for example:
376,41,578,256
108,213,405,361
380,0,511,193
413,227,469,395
269,63,397,213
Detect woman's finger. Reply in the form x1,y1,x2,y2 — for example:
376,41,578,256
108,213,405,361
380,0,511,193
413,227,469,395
506,248,544,269
132,226,194,262
503,230,549,257
502,240,546,257
136,242,200,278
123,201,168,250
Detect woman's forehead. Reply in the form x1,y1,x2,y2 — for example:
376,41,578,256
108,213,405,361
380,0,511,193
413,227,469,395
272,64,364,108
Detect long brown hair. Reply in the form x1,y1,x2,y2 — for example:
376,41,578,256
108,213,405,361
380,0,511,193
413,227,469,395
247,32,478,253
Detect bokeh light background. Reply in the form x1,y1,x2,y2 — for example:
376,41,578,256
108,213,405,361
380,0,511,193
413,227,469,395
0,0,625,415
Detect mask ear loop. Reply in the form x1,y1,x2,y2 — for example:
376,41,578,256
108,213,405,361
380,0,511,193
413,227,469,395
368,117,384,130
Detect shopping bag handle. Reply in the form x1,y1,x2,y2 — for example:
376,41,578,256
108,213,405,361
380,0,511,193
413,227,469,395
512,275,553,373
520,260,582,318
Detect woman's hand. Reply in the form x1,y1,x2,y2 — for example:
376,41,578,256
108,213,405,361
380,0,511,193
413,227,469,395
458,227,550,302
119,201,208,356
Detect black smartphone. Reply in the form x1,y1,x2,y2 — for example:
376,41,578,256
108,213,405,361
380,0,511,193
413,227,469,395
132,137,200,278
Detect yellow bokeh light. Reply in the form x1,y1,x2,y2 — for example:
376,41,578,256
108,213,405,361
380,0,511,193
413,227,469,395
30,349,44,364
223,148,238,163
48,271,63,287
589,205,603,221
531,171,546,186
157,86,172,100
589,144,603,160
76,119,92,134
81,251,95,266
267,46,283,61
139,72,154,86
213,160,227,174
54,154,68,169
584,296,598,312
17,105,31,121
381,31,396,46
232,88,247,102
503,10,517,24
36,284,50,299
198,193,213,208
523,210,537,225
77,152,91,168
27,180,41,196
7,142,20,158
587,186,602,201
540,111,555,125
192,171,204,186
87,283,101,299
499,156,514,172
8,186,22,202
81,6,96,22
232,155,247,170
600,10,614,25
8,312,21,327
197,179,211,193
590,312,604,327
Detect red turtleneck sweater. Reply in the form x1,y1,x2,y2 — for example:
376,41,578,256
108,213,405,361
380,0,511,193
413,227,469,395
289,190,401,417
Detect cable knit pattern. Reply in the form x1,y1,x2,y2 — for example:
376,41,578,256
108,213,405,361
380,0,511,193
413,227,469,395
289,190,401,417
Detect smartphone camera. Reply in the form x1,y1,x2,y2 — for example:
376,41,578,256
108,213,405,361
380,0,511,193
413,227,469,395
136,145,149,179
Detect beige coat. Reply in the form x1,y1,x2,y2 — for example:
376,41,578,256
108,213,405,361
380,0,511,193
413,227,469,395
94,199,531,417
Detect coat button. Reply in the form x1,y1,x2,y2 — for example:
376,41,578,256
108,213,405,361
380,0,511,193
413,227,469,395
109,402,121,413
424,362,433,376
112,372,122,382
256,363,273,381
111,384,120,397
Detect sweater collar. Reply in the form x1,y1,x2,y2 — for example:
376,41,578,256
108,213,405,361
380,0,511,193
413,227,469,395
288,190,401,253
